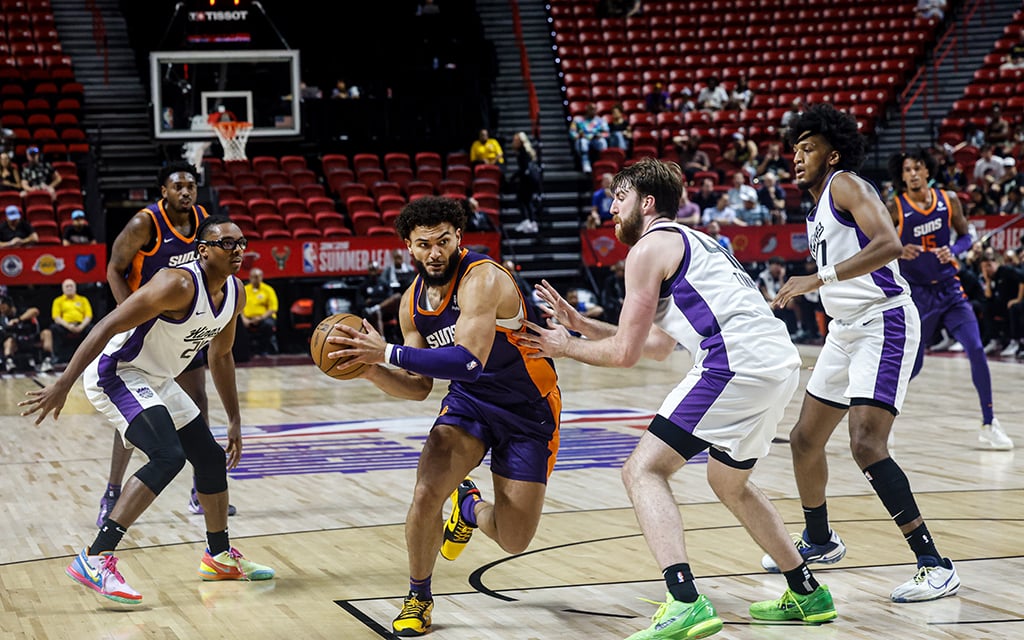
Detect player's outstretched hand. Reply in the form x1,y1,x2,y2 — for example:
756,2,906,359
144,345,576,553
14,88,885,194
19,383,70,425
533,279,584,332
326,317,387,365
516,319,573,359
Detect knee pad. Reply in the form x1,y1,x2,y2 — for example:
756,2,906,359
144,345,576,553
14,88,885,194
125,406,188,494
179,416,228,494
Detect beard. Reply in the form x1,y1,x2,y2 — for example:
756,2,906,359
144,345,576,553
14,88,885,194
614,200,646,247
414,251,461,287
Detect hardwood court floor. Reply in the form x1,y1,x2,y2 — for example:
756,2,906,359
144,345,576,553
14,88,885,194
0,345,1021,639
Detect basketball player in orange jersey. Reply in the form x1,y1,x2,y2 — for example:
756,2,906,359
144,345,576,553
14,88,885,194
326,197,560,636
98,161,235,526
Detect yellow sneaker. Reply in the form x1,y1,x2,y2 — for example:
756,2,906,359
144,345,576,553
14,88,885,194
393,591,433,636
439,477,480,561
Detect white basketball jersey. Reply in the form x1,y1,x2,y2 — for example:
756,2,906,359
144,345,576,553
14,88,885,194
646,222,800,379
807,171,910,320
96,261,239,380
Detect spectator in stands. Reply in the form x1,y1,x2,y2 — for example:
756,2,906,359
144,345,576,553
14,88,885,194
673,87,696,114
2,294,53,373
758,256,798,336
726,171,757,208
331,79,360,99
727,74,754,111
607,105,632,151
672,129,711,182
511,131,542,233
599,260,626,325
780,98,803,130
965,183,998,217
644,82,671,114
985,103,1011,146
20,146,61,200
722,132,759,178
469,128,504,165
1001,185,1024,215
961,123,985,149
999,47,1024,70
915,0,947,20
0,205,38,247
701,192,745,226
465,196,497,233
757,172,788,224
62,208,97,246
50,278,92,364
382,248,417,292
587,173,615,229
691,176,718,213
696,76,729,112
241,267,278,356
998,156,1020,193
675,188,700,226
736,191,769,226
973,145,1005,185
0,152,20,192
754,141,793,181
566,288,604,320
704,220,733,253
570,103,610,174
977,252,1023,355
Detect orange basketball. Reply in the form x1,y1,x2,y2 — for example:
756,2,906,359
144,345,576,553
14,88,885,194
310,313,370,380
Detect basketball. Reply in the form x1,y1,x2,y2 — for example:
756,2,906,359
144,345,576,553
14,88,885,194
310,313,370,380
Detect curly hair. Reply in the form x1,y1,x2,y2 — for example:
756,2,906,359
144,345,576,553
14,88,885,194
785,103,865,172
887,148,939,192
610,157,683,219
158,161,199,187
394,196,468,240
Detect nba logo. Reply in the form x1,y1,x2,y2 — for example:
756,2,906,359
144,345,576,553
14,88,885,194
302,242,317,273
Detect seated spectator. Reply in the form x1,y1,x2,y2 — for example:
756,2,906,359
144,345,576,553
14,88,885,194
381,248,417,291
986,103,1011,146
696,77,729,112
50,278,92,363
702,193,746,226
675,188,700,226
780,99,803,130
915,0,947,20
62,209,97,245
0,206,38,248
703,220,733,253
599,260,626,324
644,82,671,114
566,288,604,320
999,156,1021,194
465,196,498,232
1000,46,1024,70
607,105,632,151
754,142,793,181
757,172,788,224
722,133,759,177
587,173,615,229
977,252,1023,354
672,129,711,181
570,103,610,174
0,153,21,192
736,191,769,225
726,171,758,208
673,87,696,113
726,74,754,110
1001,185,1024,215
757,257,798,336
966,183,998,216
1,294,53,372
241,267,278,355
470,129,504,165
331,79,360,99
973,145,1005,185
19,146,61,199
691,177,718,212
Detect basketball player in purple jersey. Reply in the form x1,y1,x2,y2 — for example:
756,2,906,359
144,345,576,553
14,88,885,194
888,149,1012,450
98,161,234,526
520,158,835,639
771,104,959,602
326,197,561,637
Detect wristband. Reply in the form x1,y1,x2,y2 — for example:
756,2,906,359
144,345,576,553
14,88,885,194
950,234,972,256
387,343,483,382
817,265,838,285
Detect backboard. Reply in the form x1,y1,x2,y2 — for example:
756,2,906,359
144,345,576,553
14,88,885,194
150,49,301,140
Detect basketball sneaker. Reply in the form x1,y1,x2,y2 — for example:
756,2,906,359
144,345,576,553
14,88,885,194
187,487,237,516
979,419,1013,450
439,477,480,561
392,591,433,637
66,548,142,605
96,486,120,528
749,585,836,622
198,547,275,581
625,593,723,640
761,529,846,572
890,557,960,602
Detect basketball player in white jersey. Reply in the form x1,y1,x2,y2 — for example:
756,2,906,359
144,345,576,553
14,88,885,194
518,158,836,639
769,104,959,602
20,216,274,606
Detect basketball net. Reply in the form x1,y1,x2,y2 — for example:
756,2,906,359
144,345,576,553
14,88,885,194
213,121,253,161
182,114,213,170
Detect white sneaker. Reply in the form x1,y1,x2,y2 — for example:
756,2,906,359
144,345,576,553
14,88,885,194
979,418,1014,450
999,339,1020,357
983,339,1001,355
514,220,531,233
929,332,956,352
947,341,964,352
39,356,53,373
890,559,960,602
4,357,13,373
528,219,539,233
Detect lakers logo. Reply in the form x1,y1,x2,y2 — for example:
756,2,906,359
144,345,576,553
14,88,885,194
32,254,65,276
439,405,449,417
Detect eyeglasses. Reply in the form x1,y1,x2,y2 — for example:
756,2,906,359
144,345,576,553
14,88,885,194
199,237,248,251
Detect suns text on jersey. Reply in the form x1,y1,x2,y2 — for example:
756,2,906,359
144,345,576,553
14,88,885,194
425,324,457,348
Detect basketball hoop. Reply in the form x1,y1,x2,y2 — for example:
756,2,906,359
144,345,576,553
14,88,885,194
212,121,253,161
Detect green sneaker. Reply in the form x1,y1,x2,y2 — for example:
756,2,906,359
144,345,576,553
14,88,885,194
626,593,723,639
749,585,837,623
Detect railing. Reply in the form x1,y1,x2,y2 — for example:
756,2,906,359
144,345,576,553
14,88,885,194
86,0,109,84
509,0,541,139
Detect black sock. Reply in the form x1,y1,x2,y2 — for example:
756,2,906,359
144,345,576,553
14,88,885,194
89,519,127,555
783,562,819,595
803,502,830,545
904,523,940,563
206,529,230,556
663,563,699,603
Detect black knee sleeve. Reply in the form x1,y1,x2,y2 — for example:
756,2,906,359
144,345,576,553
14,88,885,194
125,406,187,494
178,415,228,494
863,457,921,526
